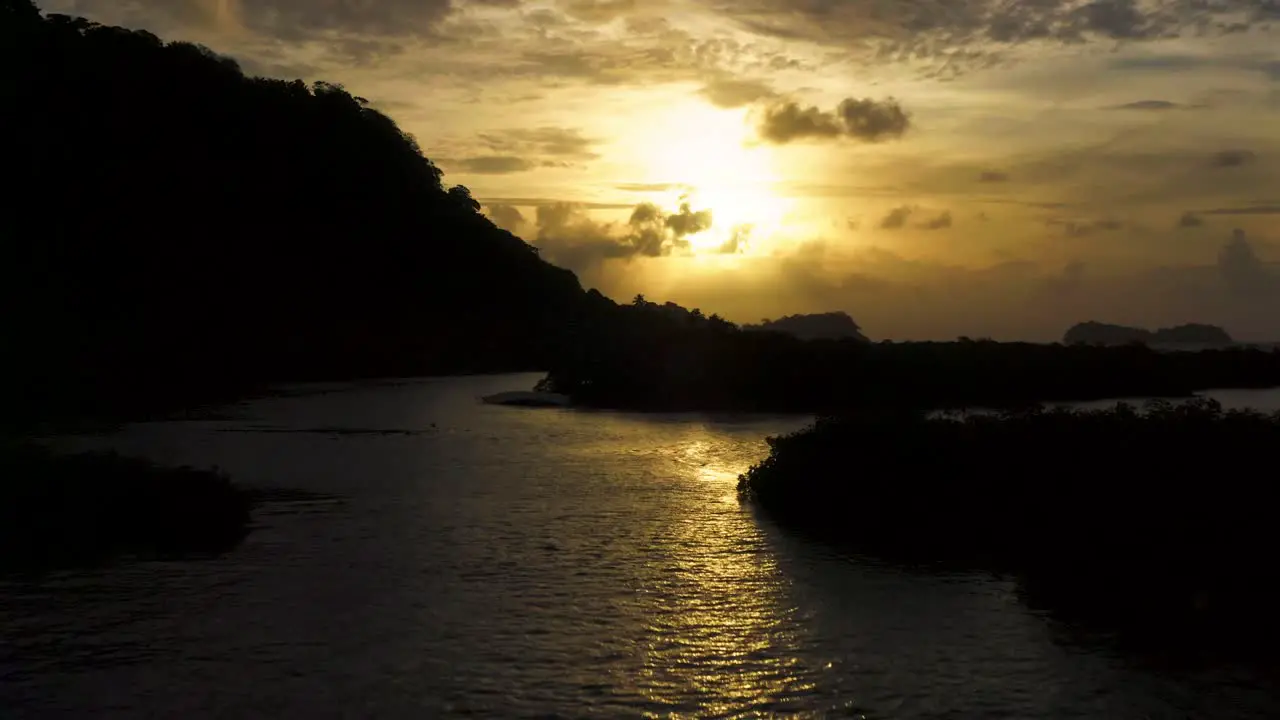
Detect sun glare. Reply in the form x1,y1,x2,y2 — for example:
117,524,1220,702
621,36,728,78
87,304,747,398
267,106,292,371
635,101,792,255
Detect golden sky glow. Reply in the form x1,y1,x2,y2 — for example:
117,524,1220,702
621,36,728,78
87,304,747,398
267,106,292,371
41,0,1280,340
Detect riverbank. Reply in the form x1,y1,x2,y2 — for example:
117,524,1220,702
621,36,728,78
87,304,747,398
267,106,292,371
0,444,251,572
737,398,1280,648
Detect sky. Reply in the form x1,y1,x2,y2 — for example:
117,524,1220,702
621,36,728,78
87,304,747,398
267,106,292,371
40,0,1280,340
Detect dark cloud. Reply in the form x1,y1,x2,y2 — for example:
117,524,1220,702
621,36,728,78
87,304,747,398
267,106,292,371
717,225,752,254
559,0,641,23
918,211,953,230
1047,218,1125,237
979,170,1011,183
1109,54,1280,80
662,202,714,238
476,127,599,161
699,77,777,108
709,0,1278,73
532,203,629,272
483,204,527,232
1198,204,1280,215
47,0,458,39
530,200,714,272
1108,55,1210,72
1071,0,1163,40
1178,211,1205,228
451,156,535,174
1211,149,1259,168
1104,100,1189,111
880,206,914,229
1218,229,1280,299
756,97,911,144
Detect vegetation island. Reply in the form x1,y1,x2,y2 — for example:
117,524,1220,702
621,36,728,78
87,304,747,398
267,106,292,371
739,399,1280,649
5,0,1280,618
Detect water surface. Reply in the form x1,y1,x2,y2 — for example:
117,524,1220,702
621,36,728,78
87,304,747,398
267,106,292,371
3,376,1277,718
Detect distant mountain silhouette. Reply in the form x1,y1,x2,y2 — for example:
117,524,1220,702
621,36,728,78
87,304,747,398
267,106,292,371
742,312,870,341
1064,322,1233,347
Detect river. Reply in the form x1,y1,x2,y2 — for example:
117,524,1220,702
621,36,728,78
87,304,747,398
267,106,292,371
3,375,1278,718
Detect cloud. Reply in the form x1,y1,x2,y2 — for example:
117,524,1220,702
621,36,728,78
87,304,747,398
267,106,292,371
979,171,1011,183
1198,204,1280,215
451,156,535,174
661,202,714,238
484,203,527,233
476,127,599,161
1211,149,1259,168
440,127,600,175
755,97,911,144
1108,54,1280,80
46,0,460,40
559,0,642,23
1178,211,1205,228
659,229,1280,342
1104,100,1191,111
530,200,714,272
716,225,753,254
1217,228,1280,302
880,206,914,229
708,0,1280,76
698,77,777,108
1047,218,1125,237
918,211,954,230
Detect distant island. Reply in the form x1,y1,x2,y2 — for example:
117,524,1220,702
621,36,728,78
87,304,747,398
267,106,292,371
1064,322,1234,347
742,312,870,342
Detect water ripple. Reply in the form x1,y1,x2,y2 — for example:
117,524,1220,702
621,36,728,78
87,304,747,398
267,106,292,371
3,375,1277,718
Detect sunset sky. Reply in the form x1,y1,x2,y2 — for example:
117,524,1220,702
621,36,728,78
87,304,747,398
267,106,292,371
40,0,1280,340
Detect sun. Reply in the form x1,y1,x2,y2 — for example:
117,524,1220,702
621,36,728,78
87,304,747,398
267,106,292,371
633,100,792,254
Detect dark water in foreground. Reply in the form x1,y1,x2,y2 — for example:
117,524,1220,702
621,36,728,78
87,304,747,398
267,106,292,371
3,376,1279,718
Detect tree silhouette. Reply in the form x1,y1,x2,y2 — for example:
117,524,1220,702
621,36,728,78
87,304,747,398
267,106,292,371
1,2,591,422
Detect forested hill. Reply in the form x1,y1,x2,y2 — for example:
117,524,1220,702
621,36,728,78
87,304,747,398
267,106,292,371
0,1,601,422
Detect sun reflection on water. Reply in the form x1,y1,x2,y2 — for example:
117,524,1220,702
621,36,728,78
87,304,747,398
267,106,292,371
623,432,821,717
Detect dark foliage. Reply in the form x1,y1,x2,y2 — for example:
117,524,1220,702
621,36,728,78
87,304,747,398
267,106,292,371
541,312,1280,411
0,444,251,572
1,3,587,426
739,399,1280,647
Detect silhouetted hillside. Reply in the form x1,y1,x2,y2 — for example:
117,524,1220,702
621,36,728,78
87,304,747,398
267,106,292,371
742,312,869,341
1,2,589,424
1064,321,1233,346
